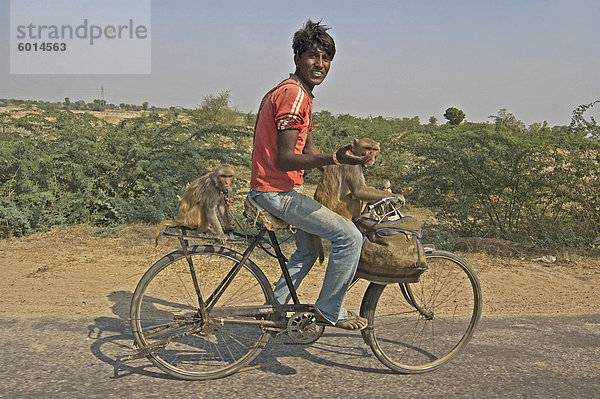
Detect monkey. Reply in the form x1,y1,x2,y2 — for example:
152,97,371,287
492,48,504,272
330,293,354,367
383,180,413,197
313,138,408,262
379,180,415,219
382,180,392,193
155,164,236,245
314,138,406,219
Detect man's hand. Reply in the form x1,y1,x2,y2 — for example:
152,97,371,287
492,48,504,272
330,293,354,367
334,142,374,165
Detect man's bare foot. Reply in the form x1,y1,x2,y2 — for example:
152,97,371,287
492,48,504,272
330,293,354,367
314,310,368,331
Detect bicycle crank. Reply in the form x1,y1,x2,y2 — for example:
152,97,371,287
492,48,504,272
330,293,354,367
286,311,324,344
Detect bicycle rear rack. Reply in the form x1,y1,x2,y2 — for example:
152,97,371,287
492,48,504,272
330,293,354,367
159,226,248,244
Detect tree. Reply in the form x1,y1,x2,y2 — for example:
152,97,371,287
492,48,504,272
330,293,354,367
191,91,241,126
141,101,149,110
489,108,525,134
444,107,465,125
428,116,438,126
73,100,86,110
571,100,600,139
0,112,8,133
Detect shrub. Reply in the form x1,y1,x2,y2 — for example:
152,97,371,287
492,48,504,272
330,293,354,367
404,110,599,248
0,108,251,237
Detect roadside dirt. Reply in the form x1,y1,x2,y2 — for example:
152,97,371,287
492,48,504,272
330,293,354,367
1,219,599,320
3,107,597,320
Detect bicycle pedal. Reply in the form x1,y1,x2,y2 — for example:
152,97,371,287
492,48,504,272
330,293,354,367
265,326,287,335
113,352,143,378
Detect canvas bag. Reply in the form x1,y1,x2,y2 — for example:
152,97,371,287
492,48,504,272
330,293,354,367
353,215,428,284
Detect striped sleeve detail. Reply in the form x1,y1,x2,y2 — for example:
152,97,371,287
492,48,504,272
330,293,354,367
276,87,305,131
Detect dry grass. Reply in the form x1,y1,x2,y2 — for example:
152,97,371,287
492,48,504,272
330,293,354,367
1,221,599,320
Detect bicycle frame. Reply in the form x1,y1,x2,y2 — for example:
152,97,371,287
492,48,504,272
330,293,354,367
174,226,316,330
126,207,481,378
167,221,436,331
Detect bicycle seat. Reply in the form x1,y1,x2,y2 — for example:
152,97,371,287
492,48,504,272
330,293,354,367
244,196,290,231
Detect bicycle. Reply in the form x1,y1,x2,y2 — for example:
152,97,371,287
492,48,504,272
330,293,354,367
127,197,482,380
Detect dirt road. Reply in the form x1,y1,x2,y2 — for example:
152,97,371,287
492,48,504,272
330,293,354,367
2,223,599,319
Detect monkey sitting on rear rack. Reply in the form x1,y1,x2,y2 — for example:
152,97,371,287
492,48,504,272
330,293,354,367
155,164,236,244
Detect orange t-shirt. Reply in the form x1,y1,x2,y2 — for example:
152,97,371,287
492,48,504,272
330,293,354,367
250,75,314,192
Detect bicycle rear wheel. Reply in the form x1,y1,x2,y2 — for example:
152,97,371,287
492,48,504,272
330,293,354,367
130,245,274,380
361,250,481,373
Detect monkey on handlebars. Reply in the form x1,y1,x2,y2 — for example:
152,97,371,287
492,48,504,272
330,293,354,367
313,138,411,262
314,137,409,219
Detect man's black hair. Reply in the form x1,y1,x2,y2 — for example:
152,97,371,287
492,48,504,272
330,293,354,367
292,19,336,60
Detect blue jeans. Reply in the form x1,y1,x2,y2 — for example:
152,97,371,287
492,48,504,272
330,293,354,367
248,188,364,324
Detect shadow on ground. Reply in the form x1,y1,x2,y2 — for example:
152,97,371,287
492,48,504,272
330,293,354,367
86,290,389,380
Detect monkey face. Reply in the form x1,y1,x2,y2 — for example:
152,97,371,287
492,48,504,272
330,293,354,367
211,164,236,193
218,174,235,191
352,138,380,167
363,150,379,166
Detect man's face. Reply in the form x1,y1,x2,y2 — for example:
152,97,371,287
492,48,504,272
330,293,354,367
294,46,331,90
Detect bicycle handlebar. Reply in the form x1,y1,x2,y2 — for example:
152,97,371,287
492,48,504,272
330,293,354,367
367,196,401,210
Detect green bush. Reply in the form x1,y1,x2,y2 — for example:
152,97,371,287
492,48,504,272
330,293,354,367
403,110,599,248
2,102,598,250
0,107,251,237
312,108,599,249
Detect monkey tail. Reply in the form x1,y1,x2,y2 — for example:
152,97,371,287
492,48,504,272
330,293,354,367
316,236,325,264
154,220,182,246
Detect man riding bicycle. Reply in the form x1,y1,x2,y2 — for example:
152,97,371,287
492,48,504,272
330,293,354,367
248,19,371,330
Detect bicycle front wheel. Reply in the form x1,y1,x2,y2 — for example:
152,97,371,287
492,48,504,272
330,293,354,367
361,250,482,373
130,245,274,380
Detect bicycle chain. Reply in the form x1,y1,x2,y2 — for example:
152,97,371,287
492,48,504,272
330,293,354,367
217,325,313,346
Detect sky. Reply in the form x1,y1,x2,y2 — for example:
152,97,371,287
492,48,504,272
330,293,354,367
1,0,599,126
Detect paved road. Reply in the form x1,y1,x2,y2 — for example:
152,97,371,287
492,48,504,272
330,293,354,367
1,311,599,398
